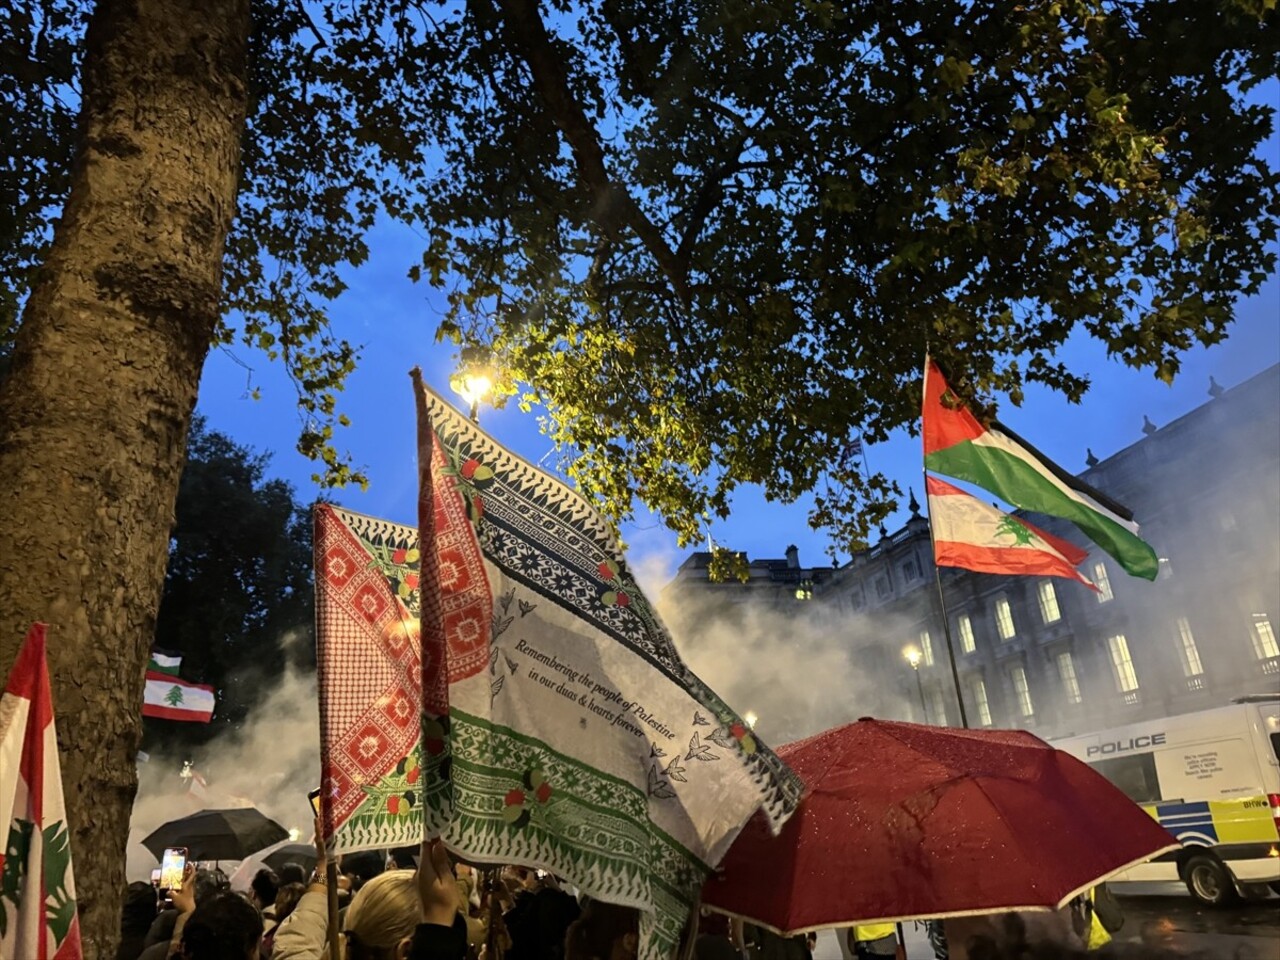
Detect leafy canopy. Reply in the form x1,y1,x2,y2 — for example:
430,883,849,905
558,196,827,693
4,0,1277,556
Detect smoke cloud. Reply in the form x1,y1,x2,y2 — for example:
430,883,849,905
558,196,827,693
126,657,321,882
125,547,918,881
655,586,917,748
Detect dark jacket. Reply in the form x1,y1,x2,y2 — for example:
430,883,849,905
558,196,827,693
504,886,582,960
408,915,469,960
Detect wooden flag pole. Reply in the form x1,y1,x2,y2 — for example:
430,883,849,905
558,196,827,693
326,859,341,958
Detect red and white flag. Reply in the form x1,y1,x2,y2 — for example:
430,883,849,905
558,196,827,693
927,476,1096,589
141,672,215,723
0,624,83,959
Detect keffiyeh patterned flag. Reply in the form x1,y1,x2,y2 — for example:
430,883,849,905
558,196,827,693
411,371,803,960
315,505,427,854
0,624,82,960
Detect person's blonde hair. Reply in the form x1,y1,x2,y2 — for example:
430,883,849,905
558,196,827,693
342,869,422,960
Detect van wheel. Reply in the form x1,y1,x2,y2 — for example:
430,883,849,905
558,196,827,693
1183,854,1238,906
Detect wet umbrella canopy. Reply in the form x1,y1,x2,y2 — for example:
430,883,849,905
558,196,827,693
142,807,290,863
702,718,1178,933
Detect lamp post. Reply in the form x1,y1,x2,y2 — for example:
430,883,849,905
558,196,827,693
904,646,927,723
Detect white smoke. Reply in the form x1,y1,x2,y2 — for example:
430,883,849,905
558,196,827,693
126,657,321,882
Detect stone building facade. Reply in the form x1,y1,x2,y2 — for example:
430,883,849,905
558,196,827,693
662,365,1280,740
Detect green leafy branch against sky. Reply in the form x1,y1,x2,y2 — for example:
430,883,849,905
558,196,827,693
422,0,1279,554
3,0,1277,556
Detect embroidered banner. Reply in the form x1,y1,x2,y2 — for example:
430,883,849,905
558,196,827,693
315,504,428,853
412,371,803,960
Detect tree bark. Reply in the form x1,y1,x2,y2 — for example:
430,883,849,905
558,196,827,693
0,0,249,954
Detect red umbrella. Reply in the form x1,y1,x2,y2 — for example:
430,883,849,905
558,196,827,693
702,718,1177,933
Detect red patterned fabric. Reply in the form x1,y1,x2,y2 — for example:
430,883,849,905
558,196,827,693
315,506,426,833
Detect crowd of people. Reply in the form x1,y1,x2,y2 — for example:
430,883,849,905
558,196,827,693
113,826,1194,960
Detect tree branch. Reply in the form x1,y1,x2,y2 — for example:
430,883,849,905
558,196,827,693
486,0,691,305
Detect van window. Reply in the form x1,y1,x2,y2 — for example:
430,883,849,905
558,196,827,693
1091,754,1162,804
1271,732,1280,763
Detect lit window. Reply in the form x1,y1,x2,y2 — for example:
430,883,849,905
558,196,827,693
1056,652,1082,705
1010,666,1034,718
995,596,1016,640
957,614,976,655
972,678,993,727
1038,581,1061,624
920,629,934,667
1175,617,1204,677
926,687,946,726
1107,634,1140,693
1250,613,1279,660
1093,562,1113,603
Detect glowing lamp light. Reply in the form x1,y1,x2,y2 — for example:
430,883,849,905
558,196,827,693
453,372,492,409
743,711,758,730
903,646,922,670
288,828,301,842
450,345,495,422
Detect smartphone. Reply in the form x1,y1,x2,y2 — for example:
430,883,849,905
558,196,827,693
308,787,322,818
150,868,162,889
159,847,187,891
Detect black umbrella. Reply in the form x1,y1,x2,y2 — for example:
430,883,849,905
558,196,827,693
142,808,289,863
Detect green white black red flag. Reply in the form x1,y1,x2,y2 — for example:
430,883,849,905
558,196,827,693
923,357,1158,579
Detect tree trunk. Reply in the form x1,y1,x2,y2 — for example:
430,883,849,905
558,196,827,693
0,0,249,954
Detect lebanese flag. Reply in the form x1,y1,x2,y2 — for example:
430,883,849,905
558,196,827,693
141,672,215,722
922,357,1158,580
927,476,1097,589
0,624,83,960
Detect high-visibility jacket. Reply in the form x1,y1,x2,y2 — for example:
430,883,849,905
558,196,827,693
854,923,897,943
1086,888,1111,949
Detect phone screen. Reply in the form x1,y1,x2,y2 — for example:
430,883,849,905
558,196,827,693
308,787,322,818
160,847,187,891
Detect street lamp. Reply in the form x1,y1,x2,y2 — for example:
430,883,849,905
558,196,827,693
743,711,758,730
903,646,927,722
450,346,494,423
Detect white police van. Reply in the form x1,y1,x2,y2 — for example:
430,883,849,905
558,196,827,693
1054,696,1280,905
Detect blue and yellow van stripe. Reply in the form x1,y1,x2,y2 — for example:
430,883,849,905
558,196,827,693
1142,796,1278,849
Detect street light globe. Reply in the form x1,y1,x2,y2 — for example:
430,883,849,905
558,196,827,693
452,372,492,408
903,646,922,669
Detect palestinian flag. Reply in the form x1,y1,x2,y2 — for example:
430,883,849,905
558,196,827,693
147,650,182,676
927,476,1096,589
142,673,215,723
0,624,83,960
923,358,1158,580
